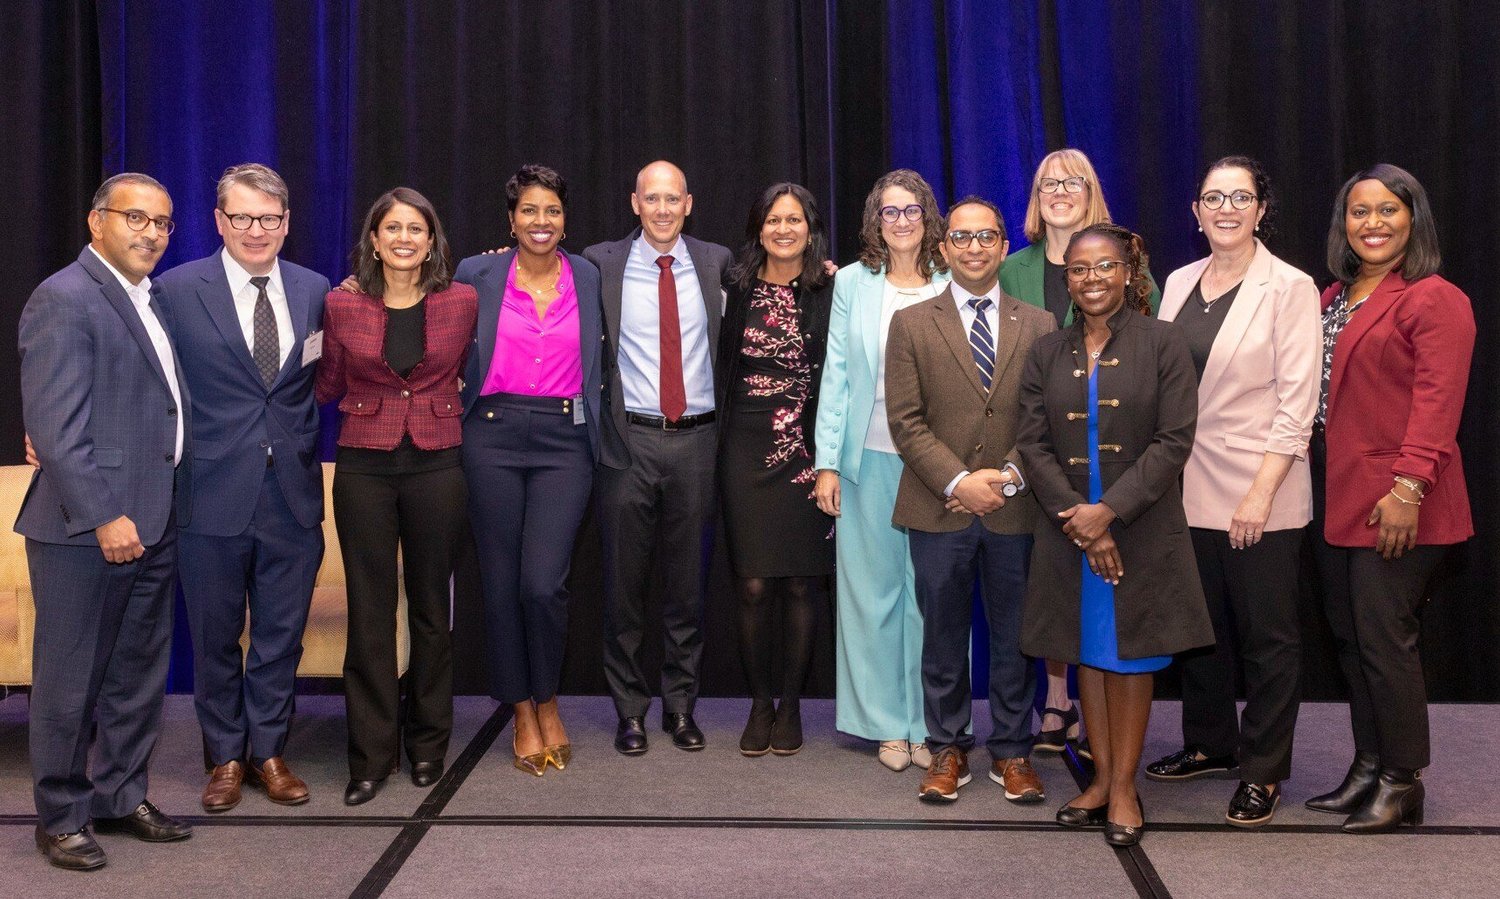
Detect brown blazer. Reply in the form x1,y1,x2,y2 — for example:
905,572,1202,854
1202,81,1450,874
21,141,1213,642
1017,306,1213,662
885,286,1056,534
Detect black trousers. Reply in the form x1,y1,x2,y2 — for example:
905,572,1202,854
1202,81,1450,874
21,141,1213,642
598,421,716,719
1179,527,1303,783
333,463,465,780
1310,430,1444,770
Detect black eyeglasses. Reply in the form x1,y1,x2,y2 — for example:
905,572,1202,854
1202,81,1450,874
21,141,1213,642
1038,177,1087,194
1199,190,1258,210
221,211,287,231
879,204,925,224
1065,259,1127,281
98,207,176,235
947,229,1002,249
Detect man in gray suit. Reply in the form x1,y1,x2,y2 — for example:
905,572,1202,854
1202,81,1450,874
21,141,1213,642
17,173,194,869
583,161,733,755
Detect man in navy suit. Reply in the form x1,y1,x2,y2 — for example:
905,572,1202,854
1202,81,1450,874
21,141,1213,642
584,161,733,755
154,164,329,812
18,173,194,869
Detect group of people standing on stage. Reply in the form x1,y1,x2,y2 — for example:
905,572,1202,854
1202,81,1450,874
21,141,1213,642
16,146,1473,869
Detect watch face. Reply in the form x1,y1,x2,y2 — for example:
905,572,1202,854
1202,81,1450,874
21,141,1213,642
1002,482,1019,497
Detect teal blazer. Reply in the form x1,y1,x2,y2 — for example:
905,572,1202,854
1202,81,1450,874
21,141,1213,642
999,239,1161,326
813,262,949,483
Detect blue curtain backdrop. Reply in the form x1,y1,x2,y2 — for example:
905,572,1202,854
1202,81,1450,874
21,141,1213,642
7,0,1496,699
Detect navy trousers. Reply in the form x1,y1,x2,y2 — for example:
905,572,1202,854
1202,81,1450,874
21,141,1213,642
180,463,322,765
909,519,1035,759
463,394,594,704
27,528,177,834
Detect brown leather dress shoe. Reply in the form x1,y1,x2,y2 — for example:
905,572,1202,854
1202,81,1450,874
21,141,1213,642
991,756,1046,803
248,757,310,806
202,760,245,812
918,746,971,803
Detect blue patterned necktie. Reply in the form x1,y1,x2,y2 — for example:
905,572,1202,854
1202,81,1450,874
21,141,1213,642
968,296,995,390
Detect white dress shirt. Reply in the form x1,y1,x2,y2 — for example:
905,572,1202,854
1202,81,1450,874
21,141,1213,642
617,234,715,416
222,249,294,370
89,246,184,465
864,277,943,452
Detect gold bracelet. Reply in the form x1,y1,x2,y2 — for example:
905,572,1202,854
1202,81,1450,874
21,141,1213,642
1388,488,1421,506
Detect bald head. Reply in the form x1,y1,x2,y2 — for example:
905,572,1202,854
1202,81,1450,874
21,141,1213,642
631,160,693,253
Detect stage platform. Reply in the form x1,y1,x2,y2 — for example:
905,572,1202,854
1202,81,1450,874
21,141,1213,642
0,695,1495,898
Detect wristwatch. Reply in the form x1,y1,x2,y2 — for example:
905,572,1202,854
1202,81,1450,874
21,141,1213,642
1000,481,1019,498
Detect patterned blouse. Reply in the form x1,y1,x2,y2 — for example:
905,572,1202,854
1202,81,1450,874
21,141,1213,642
1316,285,1367,426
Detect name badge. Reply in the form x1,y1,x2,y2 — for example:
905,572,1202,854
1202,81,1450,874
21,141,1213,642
573,394,586,426
302,330,324,367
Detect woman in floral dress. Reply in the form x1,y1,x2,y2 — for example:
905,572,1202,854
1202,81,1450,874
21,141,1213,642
716,183,835,757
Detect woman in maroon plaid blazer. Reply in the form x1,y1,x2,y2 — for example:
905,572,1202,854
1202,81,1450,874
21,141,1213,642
315,187,477,806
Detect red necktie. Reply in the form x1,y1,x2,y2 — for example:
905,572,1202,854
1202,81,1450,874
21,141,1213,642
656,255,687,421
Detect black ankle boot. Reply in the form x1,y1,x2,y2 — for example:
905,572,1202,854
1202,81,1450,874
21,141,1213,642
739,699,775,757
1342,768,1424,834
770,699,803,756
1306,750,1380,814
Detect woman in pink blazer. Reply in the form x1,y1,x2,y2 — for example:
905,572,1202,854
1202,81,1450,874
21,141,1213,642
1305,164,1474,834
1149,157,1321,828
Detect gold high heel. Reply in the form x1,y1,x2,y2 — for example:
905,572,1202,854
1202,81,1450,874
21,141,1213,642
544,743,572,771
513,736,546,777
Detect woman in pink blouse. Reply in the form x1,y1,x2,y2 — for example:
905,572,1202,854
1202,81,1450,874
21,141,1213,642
455,165,606,777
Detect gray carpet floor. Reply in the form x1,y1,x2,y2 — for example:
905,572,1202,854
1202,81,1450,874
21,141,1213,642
0,694,1494,898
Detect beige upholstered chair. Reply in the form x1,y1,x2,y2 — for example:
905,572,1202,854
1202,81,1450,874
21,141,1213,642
0,461,409,687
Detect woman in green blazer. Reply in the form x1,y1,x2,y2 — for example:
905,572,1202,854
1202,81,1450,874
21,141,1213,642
998,148,1159,757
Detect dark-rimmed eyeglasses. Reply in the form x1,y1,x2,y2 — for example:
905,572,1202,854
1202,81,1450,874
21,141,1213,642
879,204,925,224
1065,259,1127,281
1038,177,1087,194
98,207,175,235
947,229,1002,249
1198,190,1258,210
221,211,287,231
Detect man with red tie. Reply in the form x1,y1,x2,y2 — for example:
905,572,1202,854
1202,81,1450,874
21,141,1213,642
584,161,733,755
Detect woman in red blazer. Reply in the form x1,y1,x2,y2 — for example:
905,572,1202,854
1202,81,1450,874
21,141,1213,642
316,187,478,806
1307,164,1474,834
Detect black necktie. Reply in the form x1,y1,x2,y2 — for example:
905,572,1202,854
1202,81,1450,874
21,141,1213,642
250,275,278,388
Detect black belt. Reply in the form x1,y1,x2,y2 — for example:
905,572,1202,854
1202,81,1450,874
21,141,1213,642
626,410,716,430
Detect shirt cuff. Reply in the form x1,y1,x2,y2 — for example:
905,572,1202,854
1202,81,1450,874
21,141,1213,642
944,470,969,498
1003,462,1025,492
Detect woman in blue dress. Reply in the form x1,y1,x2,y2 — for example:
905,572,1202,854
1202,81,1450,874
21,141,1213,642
1017,223,1212,846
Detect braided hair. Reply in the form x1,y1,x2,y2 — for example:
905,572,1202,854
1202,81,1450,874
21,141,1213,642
1065,222,1152,317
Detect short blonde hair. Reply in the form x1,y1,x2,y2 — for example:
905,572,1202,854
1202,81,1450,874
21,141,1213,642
1023,149,1111,243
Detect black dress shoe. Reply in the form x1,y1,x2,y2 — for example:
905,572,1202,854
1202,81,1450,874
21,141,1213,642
1055,803,1108,828
92,801,192,842
35,825,106,870
1342,768,1424,834
1226,782,1279,828
740,701,775,757
411,760,444,787
344,778,386,806
663,712,706,751
1104,798,1145,847
615,716,649,755
1306,750,1380,814
1145,747,1237,781
770,702,802,756
1034,705,1080,753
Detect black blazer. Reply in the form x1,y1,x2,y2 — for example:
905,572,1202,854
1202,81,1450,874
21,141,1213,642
1017,305,1213,662
715,276,833,458
582,229,733,470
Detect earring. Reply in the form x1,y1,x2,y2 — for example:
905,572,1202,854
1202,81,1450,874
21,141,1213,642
510,229,516,238
1197,225,1203,232
373,250,380,260
1254,224,1260,232
426,250,433,262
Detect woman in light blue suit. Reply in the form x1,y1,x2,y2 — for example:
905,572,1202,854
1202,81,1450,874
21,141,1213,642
814,170,949,771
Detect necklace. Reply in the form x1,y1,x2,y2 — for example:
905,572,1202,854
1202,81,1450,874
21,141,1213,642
518,257,561,295
1084,331,1108,360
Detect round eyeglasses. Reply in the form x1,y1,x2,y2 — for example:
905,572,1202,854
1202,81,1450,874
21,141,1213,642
947,229,1002,249
879,204,925,224
98,207,176,235
1198,190,1258,210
